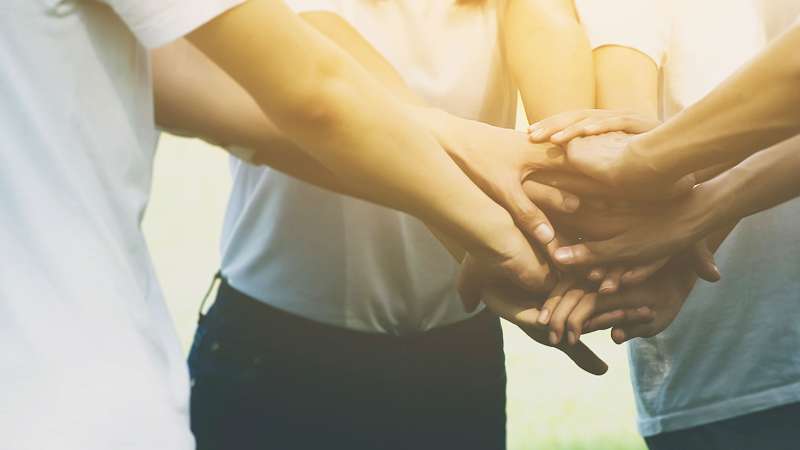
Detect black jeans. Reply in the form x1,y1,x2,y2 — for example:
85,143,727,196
645,402,800,450
189,281,507,450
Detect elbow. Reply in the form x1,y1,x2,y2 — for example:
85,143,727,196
278,56,354,134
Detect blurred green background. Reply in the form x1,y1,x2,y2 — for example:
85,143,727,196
144,133,647,450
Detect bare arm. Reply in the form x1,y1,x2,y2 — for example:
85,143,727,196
629,23,800,180
185,0,528,273
502,0,594,123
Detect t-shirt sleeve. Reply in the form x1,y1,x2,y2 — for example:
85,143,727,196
574,0,668,67
100,0,247,48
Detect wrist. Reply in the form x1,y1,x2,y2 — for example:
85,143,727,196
683,179,731,238
623,133,683,185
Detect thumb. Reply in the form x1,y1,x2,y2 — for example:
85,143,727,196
560,342,609,375
507,184,556,246
691,239,720,282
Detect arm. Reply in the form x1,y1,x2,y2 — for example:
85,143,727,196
185,0,545,290
629,23,800,180
502,0,594,123
549,135,800,269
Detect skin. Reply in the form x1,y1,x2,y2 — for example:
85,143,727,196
183,0,555,301
529,22,800,195
155,3,634,373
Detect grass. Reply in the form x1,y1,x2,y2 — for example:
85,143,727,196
145,134,647,450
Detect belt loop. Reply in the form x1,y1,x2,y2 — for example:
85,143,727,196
198,270,222,325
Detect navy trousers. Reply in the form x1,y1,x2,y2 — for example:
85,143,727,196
188,280,507,450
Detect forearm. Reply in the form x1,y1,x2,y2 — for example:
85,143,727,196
152,39,352,197
187,0,516,253
503,0,594,122
705,135,800,226
631,24,800,178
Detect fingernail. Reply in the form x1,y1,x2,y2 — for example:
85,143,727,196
567,331,577,345
554,248,574,264
612,329,626,344
589,269,603,281
549,331,559,345
621,271,637,284
711,265,721,279
563,195,580,212
552,131,565,141
599,281,615,294
534,223,555,244
538,308,550,324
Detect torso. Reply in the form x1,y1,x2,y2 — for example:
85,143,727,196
220,0,518,334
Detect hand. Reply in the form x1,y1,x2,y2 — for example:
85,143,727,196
550,184,721,270
536,275,656,346
480,284,615,375
523,181,701,289
528,110,694,200
569,255,697,344
528,109,660,145
427,109,590,246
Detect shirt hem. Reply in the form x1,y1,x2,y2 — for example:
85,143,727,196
637,380,800,436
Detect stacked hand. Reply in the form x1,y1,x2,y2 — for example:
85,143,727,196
440,110,727,373
520,109,727,349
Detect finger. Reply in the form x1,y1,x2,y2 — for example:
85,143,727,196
527,110,593,142
521,180,581,213
550,118,603,144
549,288,586,345
553,243,605,267
529,171,631,201
538,276,575,325
580,309,625,334
585,306,656,334
563,292,596,338
506,184,556,246
587,267,606,282
559,341,609,375
621,258,670,286
612,320,658,344
557,116,660,143
498,239,557,296
482,289,543,329
691,240,721,282
566,289,631,337
599,266,626,294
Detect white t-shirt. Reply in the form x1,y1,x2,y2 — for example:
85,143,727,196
578,0,800,437
0,1,241,449
220,0,517,334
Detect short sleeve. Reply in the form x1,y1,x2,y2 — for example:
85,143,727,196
101,0,246,48
574,0,668,67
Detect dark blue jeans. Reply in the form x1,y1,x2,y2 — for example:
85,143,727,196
646,402,800,450
189,281,507,450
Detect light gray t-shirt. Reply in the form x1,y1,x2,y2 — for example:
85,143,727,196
594,0,800,436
